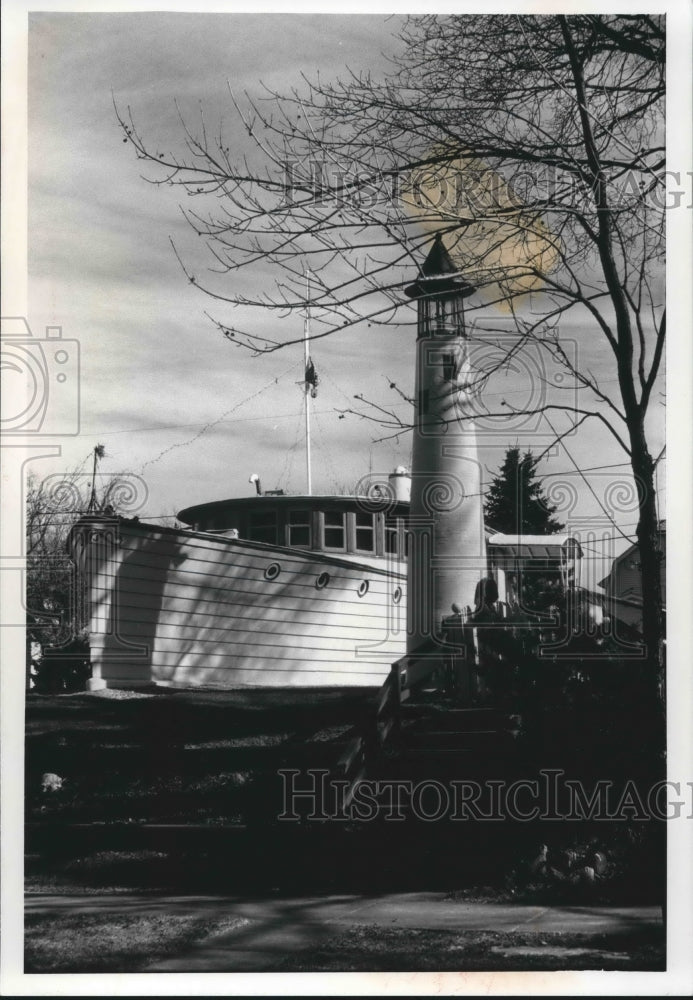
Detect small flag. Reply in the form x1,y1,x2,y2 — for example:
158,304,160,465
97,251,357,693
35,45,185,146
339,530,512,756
305,358,319,398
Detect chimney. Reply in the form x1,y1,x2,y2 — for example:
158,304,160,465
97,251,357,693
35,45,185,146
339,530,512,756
388,466,411,502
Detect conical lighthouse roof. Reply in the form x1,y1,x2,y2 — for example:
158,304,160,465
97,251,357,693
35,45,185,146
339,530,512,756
405,234,475,299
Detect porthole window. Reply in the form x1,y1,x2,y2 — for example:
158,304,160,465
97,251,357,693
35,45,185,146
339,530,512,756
316,571,330,589
357,580,369,598
264,562,281,581
393,586,402,604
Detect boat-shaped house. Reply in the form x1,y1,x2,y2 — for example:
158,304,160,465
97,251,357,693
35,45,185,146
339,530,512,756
71,477,411,690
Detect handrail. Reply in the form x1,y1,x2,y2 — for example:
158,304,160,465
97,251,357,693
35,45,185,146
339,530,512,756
375,611,545,754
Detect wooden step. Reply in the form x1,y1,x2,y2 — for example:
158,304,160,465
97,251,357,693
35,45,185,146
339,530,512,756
400,707,521,734
404,729,515,752
400,703,516,720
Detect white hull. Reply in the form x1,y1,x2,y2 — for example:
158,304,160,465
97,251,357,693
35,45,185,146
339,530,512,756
74,518,407,689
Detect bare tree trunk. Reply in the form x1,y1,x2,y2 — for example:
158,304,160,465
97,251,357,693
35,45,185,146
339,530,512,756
629,422,665,707
561,16,665,717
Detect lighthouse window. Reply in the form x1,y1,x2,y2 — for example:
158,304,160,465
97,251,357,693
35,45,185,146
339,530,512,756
442,353,456,381
323,510,346,550
248,510,277,544
420,295,463,337
355,512,375,552
418,388,429,415
438,296,461,332
288,509,311,547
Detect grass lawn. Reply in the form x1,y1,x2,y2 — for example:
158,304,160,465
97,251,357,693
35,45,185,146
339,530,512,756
26,687,376,826
278,925,666,972
24,908,248,973
26,687,665,902
24,688,665,973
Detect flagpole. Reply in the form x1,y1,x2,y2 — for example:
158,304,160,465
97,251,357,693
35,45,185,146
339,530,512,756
304,270,312,496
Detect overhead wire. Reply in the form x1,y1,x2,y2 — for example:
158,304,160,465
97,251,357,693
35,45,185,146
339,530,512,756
139,361,301,473
84,407,343,436
541,412,637,544
276,401,305,494
311,405,341,494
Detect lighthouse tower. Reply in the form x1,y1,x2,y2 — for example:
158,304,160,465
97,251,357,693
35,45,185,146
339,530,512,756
404,235,486,654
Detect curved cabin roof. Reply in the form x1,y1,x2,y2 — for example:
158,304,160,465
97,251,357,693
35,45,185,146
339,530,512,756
176,496,583,574
178,493,411,526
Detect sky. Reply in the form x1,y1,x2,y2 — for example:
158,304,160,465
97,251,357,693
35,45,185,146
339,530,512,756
27,14,414,500
18,9,668,587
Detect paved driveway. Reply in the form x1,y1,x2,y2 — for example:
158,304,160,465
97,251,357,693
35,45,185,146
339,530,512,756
26,891,663,972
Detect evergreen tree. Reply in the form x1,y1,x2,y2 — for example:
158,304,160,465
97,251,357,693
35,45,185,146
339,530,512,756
484,448,565,535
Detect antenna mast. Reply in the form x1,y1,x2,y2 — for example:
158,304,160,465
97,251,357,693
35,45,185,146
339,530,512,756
304,270,313,496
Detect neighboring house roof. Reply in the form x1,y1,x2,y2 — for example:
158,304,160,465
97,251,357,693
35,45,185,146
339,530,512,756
487,534,582,560
598,521,665,591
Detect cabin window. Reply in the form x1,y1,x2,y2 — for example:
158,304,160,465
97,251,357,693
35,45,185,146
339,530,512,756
355,512,375,552
323,510,346,550
248,510,277,544
385,522,399,557
288,509,311,547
